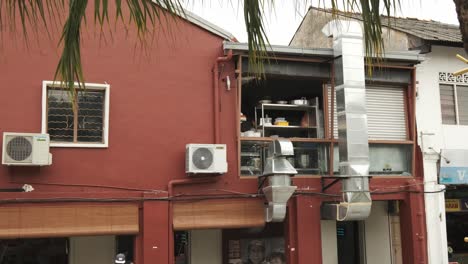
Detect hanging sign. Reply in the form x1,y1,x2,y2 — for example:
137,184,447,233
439,149,468,185
445,199,461,212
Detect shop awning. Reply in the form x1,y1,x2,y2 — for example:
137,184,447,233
173,198,265,230
0,203,139,238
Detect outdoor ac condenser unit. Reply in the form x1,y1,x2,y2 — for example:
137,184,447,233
185,144,227,174
2,132,52,166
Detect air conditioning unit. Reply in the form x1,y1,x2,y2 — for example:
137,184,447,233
186,144,227,174
2,133,52,166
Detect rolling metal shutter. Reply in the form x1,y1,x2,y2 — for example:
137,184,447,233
328,86,407,140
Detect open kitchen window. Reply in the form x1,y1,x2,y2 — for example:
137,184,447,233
41,81,110,148
239,63,330,177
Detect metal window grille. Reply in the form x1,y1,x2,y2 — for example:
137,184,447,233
47,88,105,143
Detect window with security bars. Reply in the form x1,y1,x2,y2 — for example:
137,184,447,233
42,81,109,147
440,84,468,125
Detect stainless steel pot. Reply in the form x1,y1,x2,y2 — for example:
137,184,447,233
297,154,310,168
290,97,309,105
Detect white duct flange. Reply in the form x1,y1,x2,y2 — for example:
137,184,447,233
262,180,297,222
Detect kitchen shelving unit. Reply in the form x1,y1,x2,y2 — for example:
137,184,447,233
254,97,321,139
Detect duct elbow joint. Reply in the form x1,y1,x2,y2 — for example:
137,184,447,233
321,201,372,221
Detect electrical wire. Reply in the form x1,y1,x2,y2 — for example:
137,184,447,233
0,180,446,205
9,181,167,193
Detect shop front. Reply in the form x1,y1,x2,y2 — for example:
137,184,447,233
0,203,138,264
440,150,468,263
445,195,468,263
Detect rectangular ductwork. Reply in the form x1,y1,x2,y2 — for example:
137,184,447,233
321,20,372,221
261,138,297,222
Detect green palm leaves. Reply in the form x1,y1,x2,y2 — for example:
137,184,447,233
0,0,404,92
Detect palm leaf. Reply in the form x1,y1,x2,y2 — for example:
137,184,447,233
1,0,404,94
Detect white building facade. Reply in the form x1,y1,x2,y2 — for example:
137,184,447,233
416,45,468,264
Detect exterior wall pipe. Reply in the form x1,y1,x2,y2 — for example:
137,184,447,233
167,177,217,264
213,50,233,144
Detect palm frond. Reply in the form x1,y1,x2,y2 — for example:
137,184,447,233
244,0,271,76
242,0,402,76
1,0,184,101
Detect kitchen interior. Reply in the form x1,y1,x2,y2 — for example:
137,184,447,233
240,75,329,176
239,76,413,177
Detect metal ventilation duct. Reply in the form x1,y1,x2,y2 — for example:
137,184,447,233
262,138,297,222
321,20,372,221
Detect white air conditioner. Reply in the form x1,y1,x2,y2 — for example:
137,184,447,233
2,132,52,166
186,144,227,174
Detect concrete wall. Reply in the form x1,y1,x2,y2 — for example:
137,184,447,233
290,8,413,52
321,220,338,264
0,4,247,194
190,229,222,264
69,236,116,264
365,201,392,264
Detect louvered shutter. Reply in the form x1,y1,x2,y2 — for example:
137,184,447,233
456,85,468,125
439,84,457,124
327,86,338,139
328,86,407,140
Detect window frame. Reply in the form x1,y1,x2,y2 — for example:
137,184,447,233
237,56,417,178
439,82,468,125
41,80,110,148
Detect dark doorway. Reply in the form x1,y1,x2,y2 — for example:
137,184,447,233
0,238,68,264
116,235,135,263
336,221,365,264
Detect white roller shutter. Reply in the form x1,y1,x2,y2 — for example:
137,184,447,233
328,85,407,140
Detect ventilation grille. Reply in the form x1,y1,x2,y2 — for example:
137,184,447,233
5,136,33,162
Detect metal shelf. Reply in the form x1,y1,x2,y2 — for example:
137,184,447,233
256,103,318,111
254,97,322,139
296,168,320,172
260,125,318,129
240,152,261,157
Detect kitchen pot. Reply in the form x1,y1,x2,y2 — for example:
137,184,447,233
259,116,272,126
249,157,262,171
297,154,310,168
259,97,272,105
290,97,309,105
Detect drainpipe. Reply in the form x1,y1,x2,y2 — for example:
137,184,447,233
320,20,372,221
167,177,217,264
213,50,233,144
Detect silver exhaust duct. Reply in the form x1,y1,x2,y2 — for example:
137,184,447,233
262,138,297,222
321,20,372,221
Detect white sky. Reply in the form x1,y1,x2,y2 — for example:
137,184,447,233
182,0,459,45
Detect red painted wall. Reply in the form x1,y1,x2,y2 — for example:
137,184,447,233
0,8,247,194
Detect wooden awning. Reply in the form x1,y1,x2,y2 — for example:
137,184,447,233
173,198,265,230
0,203,139,238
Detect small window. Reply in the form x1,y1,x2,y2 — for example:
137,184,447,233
42,81,110,147
440,84,468,125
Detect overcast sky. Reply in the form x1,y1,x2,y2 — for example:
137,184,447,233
182,0,459,45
